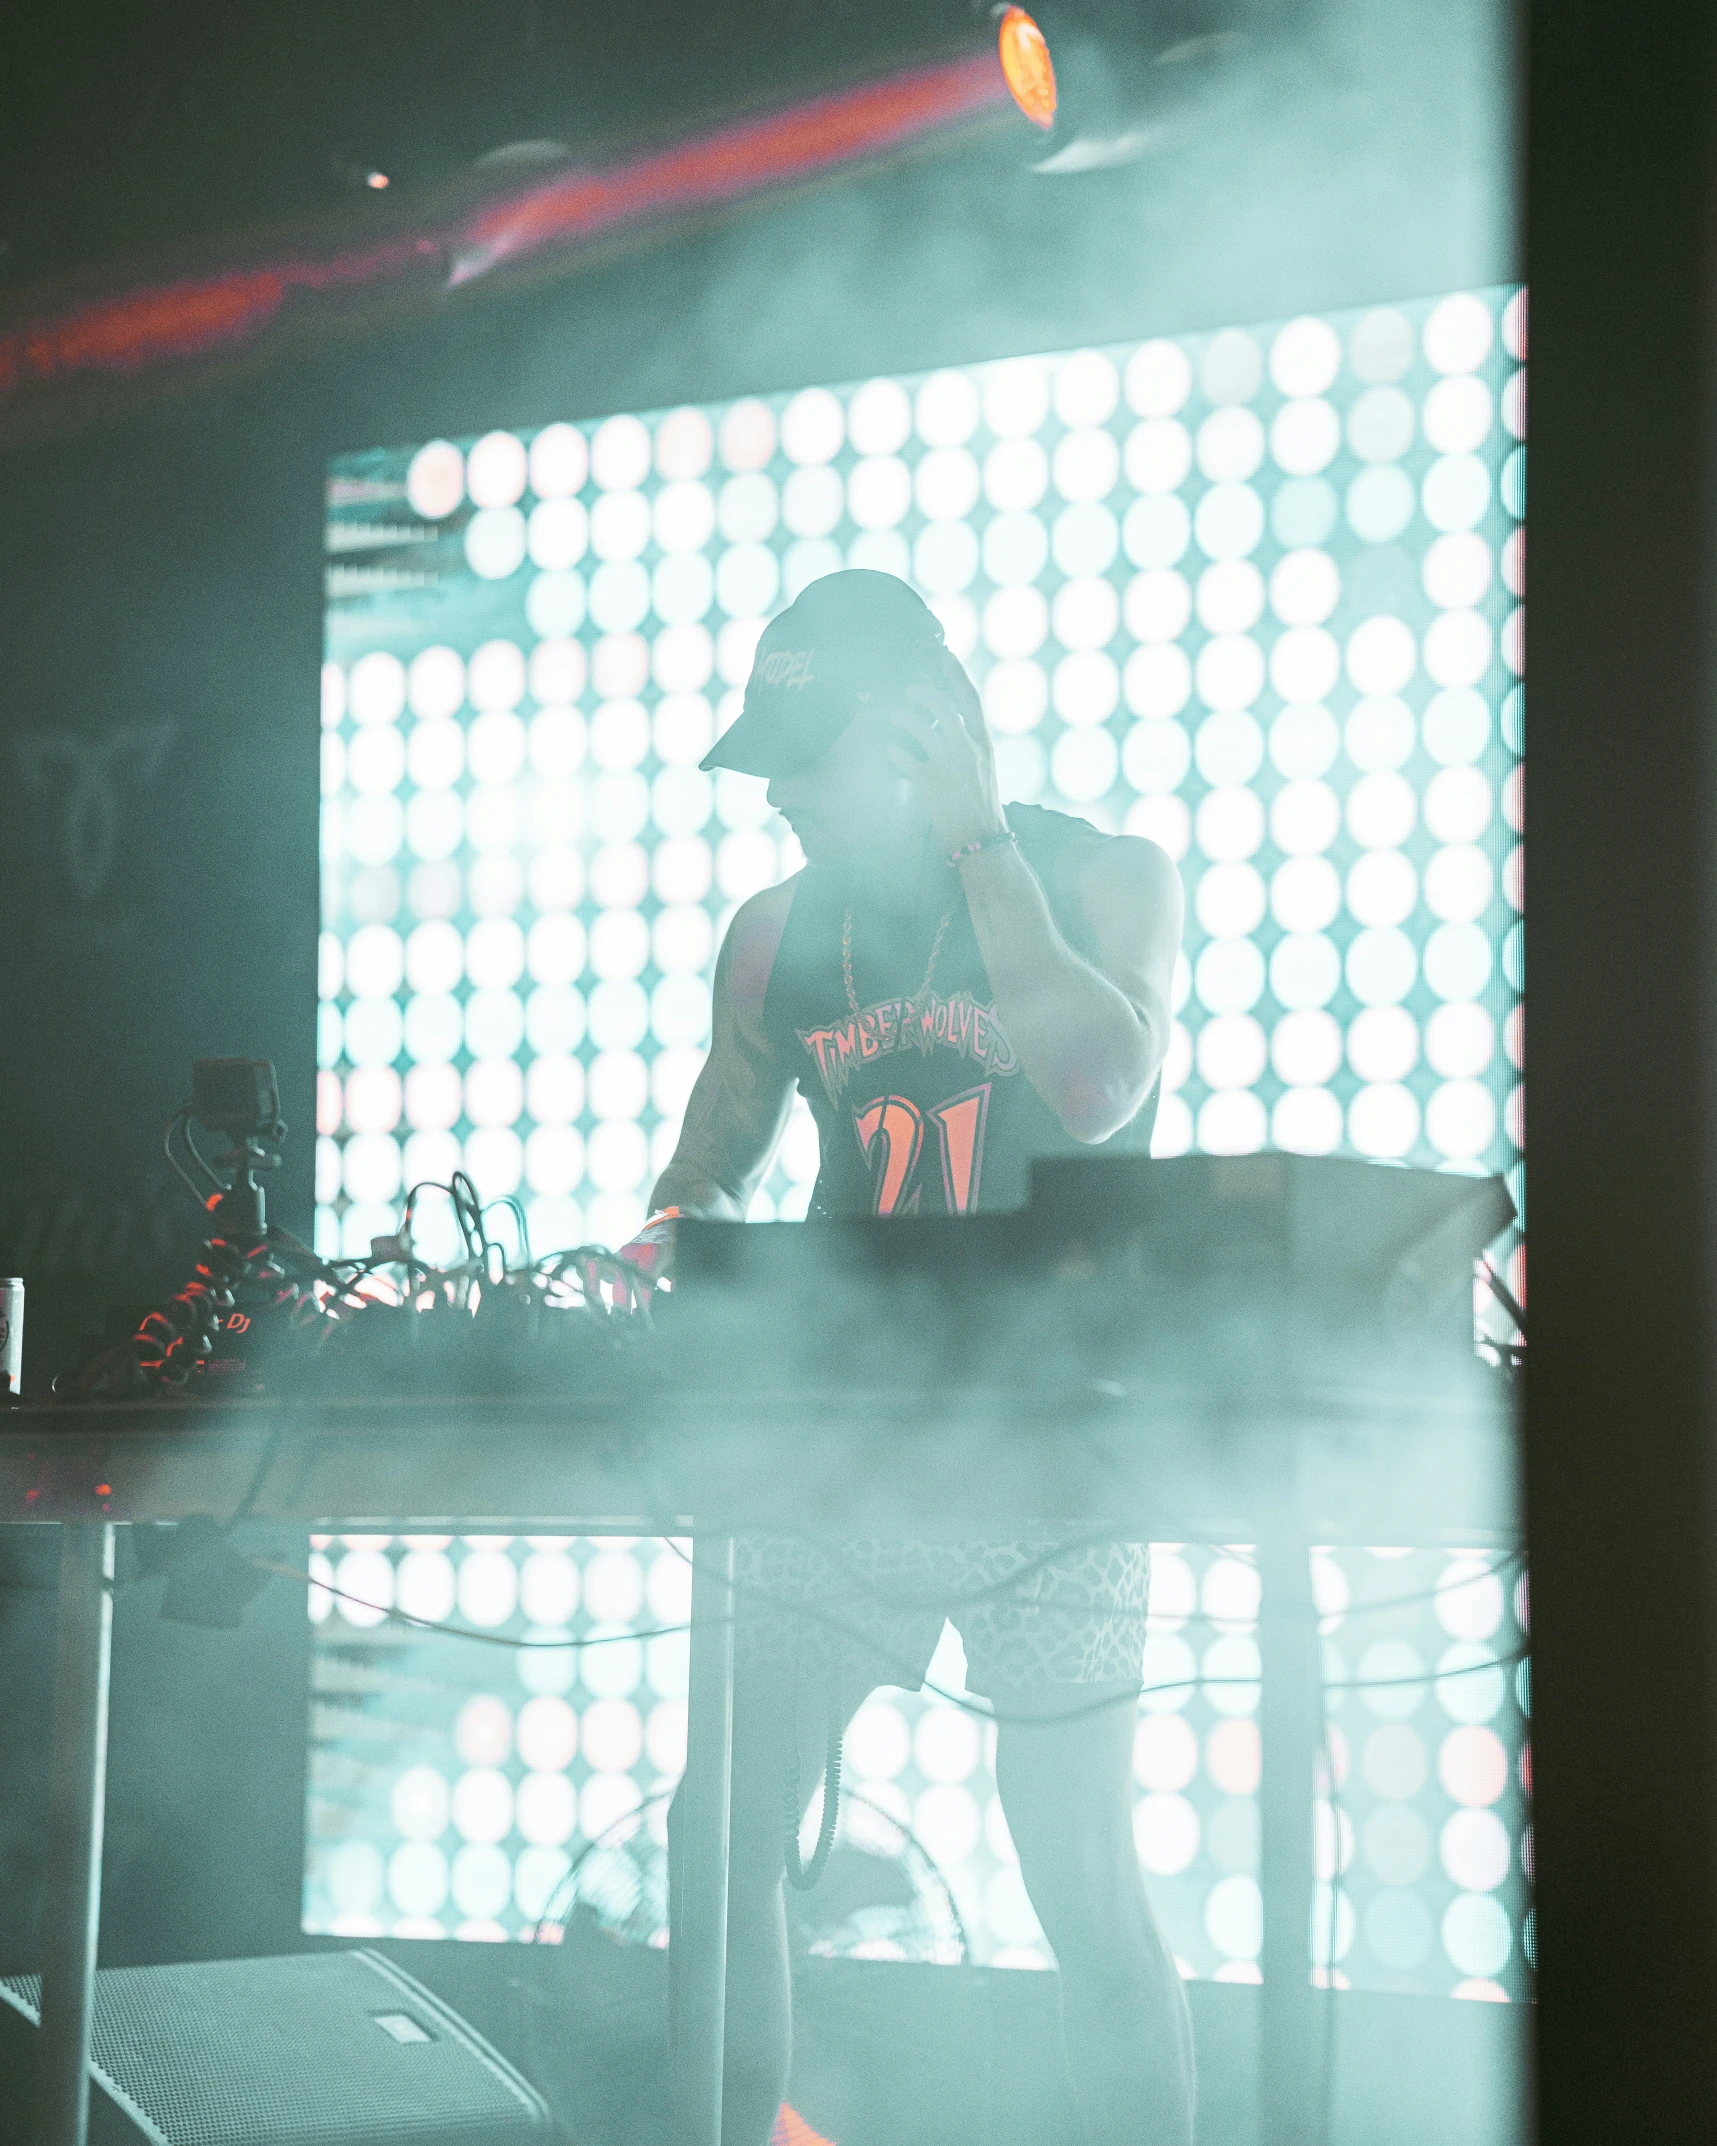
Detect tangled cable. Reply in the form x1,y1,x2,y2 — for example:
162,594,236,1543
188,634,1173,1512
54,1231,308,1400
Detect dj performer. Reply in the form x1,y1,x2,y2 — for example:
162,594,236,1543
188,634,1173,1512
632,570,1191,2145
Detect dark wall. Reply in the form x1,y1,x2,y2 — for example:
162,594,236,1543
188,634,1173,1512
0,0,1511,1981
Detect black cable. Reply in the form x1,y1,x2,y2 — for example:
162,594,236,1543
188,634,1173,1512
650,1533,1527,1730
253,1558,704,1651
784,1645,843,1892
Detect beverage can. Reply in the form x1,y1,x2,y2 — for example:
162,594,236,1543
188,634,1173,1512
0,1279,21,1397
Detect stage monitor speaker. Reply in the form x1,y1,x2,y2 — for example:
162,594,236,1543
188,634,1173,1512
0,1950,551,2146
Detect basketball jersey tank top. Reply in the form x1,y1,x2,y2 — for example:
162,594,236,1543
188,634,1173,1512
761,803,1159,1218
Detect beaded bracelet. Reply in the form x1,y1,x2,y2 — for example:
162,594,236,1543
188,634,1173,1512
948,827,1018,868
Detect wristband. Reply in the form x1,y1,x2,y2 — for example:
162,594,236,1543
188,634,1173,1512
948,828,1017,868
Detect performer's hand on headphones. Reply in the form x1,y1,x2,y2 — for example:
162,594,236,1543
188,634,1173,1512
884,647,1008,857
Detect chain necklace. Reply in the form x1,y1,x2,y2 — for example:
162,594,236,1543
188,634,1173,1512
842,898,957,1018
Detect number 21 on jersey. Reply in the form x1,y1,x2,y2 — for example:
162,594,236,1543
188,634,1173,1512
852,1084,992,1216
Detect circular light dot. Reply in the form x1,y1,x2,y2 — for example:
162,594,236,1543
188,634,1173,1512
529,422,588,498
1201,329,1263,405
1271,398,1341,477
1192,940,1265,1022
581,1698,643,1773
1426,766,1493,843
984,511,1050,587
1195,712,1264,787
1269,780,1339,857
1268,706,1338,782
1135,1794,1201,1876
1426,1002,1493,1078
1424,844,1492,924
1195,635,1265,712
1197,406,1265,482
1195,487,1265,565
1195,564,1264,639
1350,307,1414,382
407,440,465,520
983,438,1049,514
1442,1811,1510,1897
465,507,528,580
1362,1723,1427,1799
1270,934,1341,1012
1424,292,1494,375
1346,466,1416,544
1271,627,1341,704
528,571,587,637
1053,575,1120,649
1425,1080,1497,1161
983,356,1052,438
349,651,407,726
1424,688,1490,766
1124,569,1191,644
1121,721,1191,801
1053,504,1120,581
1347,926,1417,1006
1346,616,1417,696
1348,387,1415,463
467,431,528,508
1272,1087,1343,1155
1421,609,1491,689
1271,1007,1342,1084
1197,1014,1268,1090
1348,1081,1420,1157
1347,772,1417,849
847,455,911,531
1423,455,1492,533
1049,433,1117,518
1424,922,1493,1001
517,1694,580,1772
1196,787,1267,864
984,585,1049,660
1435,1641,1507,1725
1347,1004,1419,1081
1443,1895,1514,1980
588,561,651,634
1135,1714,1199,1792
1270,550,1340,627
407,646,465,720
591,414,652,490
1123,643,1192,720
1270,316,1342,395
1052,651,1119,726
1273,478,1338,547
1124,338,1192,416
719,399,775,471
1347,849,1417,929
915,369,980,447
528,498,589,572
654,405,713,481
1050,727,1117,802
1205,1873,1264,1962
1344,696,1413,773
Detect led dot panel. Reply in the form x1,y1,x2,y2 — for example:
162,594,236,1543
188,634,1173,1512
318,288,1526,1284
302,1535,1530,1999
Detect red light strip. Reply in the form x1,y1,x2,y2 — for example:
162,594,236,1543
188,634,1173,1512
0,52,1008,417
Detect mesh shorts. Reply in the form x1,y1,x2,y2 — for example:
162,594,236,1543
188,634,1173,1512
729,1534,1151,1698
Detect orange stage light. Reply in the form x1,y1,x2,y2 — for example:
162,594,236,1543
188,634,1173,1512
997,5,1057,130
